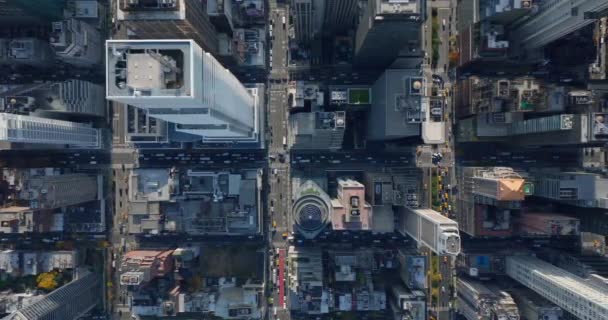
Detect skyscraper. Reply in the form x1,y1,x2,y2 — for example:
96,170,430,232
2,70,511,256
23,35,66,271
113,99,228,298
367,69,425,141
291,0,324,44
289,111,345,150
1,80,106,118
11,169,98,209
323,0,358,33
510,0,608,51
0,113,100,149
106,40,259,142
2,269,101,320
455,167,525,237
49,18,103,67
116,0,219,55
354,0,423,68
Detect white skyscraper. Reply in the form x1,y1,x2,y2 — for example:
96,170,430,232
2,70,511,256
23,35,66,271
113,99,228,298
106,40,259,142
0,113,100,149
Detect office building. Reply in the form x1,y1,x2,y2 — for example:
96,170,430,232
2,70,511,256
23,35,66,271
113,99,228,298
367,69,424,141
456,167,526,237
397,250,427,289
116,0,219,55
354,0,422,68
207,0,234,34
516,212,580,237
2,269,101,320
0,113,100,149
458,112,608,146
120,250,174,286
1,80,106,118
106,40,259,143
456,0,479,33
0,207,56,234
363,173,396,233
456,278,520,320
289,111,345,150
289,82,322,109
330,179,372,231
290,0,324,44
389,284,425,320
509,287,564,320
287,247,328,314
510,0,608,51
0,38,54,68
0,250,76,276
532,171,608,209
127,168,262,235
3,168,98,210
323,0,358,33
458,20,509,69
0,1,65,27
458,76,553,114
508,113,608,146
457,250,507,280
328,249,387,312
49,18,102,67
457,1,531,70
291,180,331,239
506,255,608,320
479,0,532,22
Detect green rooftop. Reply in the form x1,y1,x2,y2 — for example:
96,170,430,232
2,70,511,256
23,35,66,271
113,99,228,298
348,88,371,105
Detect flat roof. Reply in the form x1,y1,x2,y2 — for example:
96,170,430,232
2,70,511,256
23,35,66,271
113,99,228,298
106,40,193,98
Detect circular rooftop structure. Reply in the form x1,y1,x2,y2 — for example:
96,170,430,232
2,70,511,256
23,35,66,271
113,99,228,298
298,203,324,230
292,181,331,238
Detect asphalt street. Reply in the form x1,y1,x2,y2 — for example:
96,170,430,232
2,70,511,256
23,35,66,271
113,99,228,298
457,144,580,168
136,149,267,168
425,1,457,319
0,149,110,168
267,1,292,319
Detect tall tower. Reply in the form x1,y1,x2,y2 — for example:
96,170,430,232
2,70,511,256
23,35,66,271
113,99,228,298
323,0,358,33
354,0,423,68
106,40,258,142
0,113,100,149
291,0,325,44
49,18,103,67
116,0,219,55
510,0,608,51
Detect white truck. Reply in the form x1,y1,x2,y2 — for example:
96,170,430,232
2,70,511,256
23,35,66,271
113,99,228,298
400,207,460,256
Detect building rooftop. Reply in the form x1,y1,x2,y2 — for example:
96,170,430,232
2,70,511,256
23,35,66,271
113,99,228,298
121,250,175,286
376,0,421,15
371,205,394,233
129,168,178,202
331,179,372,231
106,40,192,98
0,80,106,118
368,69,424,140
0,250,76,276
4,269,101,320
127,169,261,235
292,180,332,239
289,111,346,150
0,38,53,67
117,0,182,20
